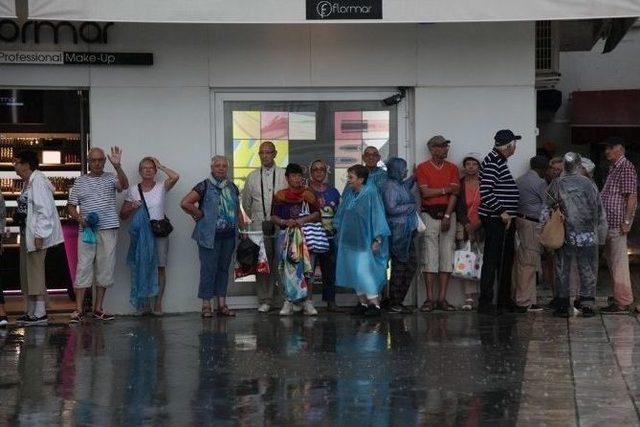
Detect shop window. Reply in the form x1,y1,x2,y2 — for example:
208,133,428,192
223,100,397,290
225,101,397,191
0,88,89,297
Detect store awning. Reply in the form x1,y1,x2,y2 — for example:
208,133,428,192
26,0,640,23
0,0,16,18
571,90,640,126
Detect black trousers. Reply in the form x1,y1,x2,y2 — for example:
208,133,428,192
479,216,516,309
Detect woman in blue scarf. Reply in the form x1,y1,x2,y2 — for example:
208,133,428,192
380,157,418,314
334,164,390,316
181,156,241,317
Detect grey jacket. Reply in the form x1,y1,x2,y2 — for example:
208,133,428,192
544,173,607,246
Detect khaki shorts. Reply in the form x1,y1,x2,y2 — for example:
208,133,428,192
156,236,169,267
75,228,118,289
419,211,456,273
20,236,47,296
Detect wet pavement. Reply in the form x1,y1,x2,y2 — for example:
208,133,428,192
1,311,640,426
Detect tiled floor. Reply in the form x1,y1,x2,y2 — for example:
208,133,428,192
1,310,640,426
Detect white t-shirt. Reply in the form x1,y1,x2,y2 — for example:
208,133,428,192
126,181,166,220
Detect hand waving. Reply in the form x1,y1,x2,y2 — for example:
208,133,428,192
108,146,123,167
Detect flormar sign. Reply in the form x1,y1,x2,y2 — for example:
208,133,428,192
0,20,114,44
306,0,383,20
0,51,153,66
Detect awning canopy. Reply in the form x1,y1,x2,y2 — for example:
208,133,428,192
571,90,640,126
26,0,640,23
0,0,16,18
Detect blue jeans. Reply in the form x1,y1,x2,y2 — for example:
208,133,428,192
198,234,236,300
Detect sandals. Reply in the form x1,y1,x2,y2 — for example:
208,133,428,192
420,300,435,312
437,300,456,312
462,298,474,311
217,306,236,317
201,304,213,318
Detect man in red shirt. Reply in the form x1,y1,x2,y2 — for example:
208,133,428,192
416,135,460,312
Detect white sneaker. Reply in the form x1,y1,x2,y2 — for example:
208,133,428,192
279,301,294,316
303,300,318,316
292,303,303,313
257,303,270,313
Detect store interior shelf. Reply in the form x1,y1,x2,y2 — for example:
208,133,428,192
0,133,81,140
2,192,70,199
0,163,81,171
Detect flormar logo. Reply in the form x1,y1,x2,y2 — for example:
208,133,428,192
313,1,377,19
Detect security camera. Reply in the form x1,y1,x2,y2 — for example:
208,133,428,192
383,87,407,106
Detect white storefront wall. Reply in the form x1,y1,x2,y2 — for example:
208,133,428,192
0,22,535,313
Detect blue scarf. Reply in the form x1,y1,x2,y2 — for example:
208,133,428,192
209,176,237,232
127,207,158,310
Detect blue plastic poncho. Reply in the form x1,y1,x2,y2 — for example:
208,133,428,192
82,212,100,244
368,167,388,190
127,206,158,310
381,158,418,262
334,180,390,297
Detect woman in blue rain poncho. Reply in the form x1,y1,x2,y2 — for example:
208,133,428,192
334,164,390,317
380,157,418,314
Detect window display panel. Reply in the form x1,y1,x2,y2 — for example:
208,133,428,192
224,100,397,293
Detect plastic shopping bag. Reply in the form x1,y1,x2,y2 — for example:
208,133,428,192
452,241,479,281
234,231,271,279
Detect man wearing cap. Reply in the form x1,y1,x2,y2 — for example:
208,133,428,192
600,137,637,314
478,130,520,315
512,155,549,312
416,135,459,312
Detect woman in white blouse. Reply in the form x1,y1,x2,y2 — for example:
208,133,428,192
121,157,179,314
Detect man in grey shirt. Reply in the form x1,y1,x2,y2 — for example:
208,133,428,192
512,155,548,312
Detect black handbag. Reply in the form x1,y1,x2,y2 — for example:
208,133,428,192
138,184,173,237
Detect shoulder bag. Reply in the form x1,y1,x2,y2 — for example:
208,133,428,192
138,184,173,237
300,201,329,253
260,168,277,236
539,189,564,250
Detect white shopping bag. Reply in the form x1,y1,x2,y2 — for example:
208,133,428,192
473,243,483,280
452,241,479,281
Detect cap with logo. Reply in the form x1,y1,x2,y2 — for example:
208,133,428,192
427,135,451,148
494,129,521,146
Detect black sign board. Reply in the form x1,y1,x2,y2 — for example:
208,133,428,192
306,0,383,20
63,52,153,65
0,51,153,66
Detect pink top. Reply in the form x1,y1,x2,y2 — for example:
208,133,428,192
465,183,481,228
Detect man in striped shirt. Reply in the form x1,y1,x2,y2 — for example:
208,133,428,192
67,147,130,322
478,130,521,315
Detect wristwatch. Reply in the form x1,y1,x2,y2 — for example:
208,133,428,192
443,214,451,219
624,219,631,225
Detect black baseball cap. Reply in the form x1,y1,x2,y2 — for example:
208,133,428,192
494,129,522,146
599,136,626,148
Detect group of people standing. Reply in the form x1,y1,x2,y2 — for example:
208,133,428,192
1,129,636,326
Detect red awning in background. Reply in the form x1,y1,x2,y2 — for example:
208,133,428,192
571,90,640,126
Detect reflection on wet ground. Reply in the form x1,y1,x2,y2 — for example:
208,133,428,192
1,312,639,425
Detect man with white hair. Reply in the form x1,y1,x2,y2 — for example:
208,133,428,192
67,146,129,322
477,130,520,315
